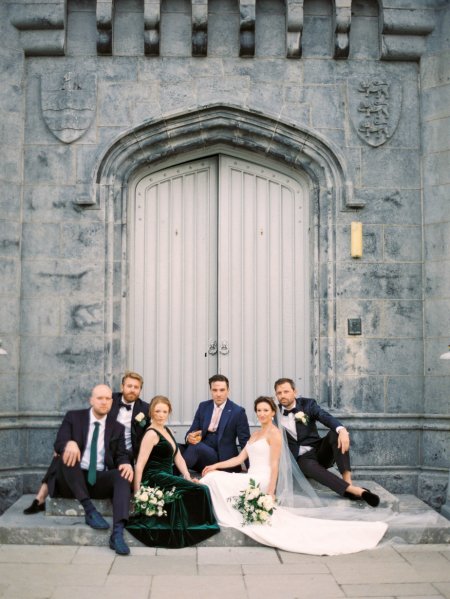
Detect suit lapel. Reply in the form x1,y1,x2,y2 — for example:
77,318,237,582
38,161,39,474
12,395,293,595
202,401,215,436
217,401,232,440
81,409,90,452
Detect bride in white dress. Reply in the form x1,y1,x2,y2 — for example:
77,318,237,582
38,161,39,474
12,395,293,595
201,397,388,555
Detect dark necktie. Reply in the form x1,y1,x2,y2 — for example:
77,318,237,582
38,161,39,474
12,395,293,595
120,403,132,411
87,422,100,486
282,408,298,416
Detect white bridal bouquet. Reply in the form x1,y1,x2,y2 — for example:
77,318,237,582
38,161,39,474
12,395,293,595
229,478,276,525
133,485,177,517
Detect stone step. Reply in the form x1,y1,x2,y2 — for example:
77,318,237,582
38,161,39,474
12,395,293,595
2,489,450,548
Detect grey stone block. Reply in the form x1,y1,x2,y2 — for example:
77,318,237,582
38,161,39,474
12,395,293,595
19,376,61,412
0,297,20,336
0,182,21,221
425,299,450,338
420,50,450,90
0,477,21,516
302,16,333,58
66,2,97,56
20,335,105,376
361,148,421,188
0,258,19,292
425,222,450,262
423,151,450,189
418,473,449,510
334,375,385,412
0,143,22,183
425,339,450,376
23,184,105,224
339,189,422,226
160,10,191,57
336,299,383,337
422,116,450,154
384,225,422,262
351,428,420,467
24,145,75,185
59,374,103,411
336,224,383,262
422,431,450,469
304,85,345,129
60,222,105,260
335,338,422,376
61,301,104,335
424,375,450,415
384,300,423,337
113,8,145,56
97,83,132,127
255,12,285,58
423,183,450,225
336,262,422,299
21,259,104,298
0,374,18,412
0,429,21,469
386,376,424,413
422,83,450,121
20,298,61,336
21,223,60,259
208,8,239,57
348,16,379,60
424,261,450,298
25,428,59,467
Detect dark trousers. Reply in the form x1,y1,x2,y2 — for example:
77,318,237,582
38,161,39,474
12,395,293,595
54,459,130,525
297,431,351,496
181,432,219,472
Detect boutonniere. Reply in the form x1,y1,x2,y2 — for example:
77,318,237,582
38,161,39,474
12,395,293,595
135,412,147,428
294,411,309,425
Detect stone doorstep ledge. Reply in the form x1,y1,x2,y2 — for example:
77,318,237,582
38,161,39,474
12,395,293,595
2,487,450,547
45,481,400,517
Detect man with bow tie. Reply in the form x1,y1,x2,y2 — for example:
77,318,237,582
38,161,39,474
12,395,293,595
110,371,150,463
23,371,149,516
181,374,250,473
275,378,379,507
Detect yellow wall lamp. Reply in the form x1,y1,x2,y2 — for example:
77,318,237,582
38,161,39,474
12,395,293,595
351,221,363,259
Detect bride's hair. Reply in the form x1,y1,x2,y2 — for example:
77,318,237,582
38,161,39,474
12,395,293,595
149,395,172,416
254,396,277,413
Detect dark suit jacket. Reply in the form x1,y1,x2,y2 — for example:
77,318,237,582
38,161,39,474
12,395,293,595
109,392,150,460
283,397,344,457
186,398,250,462
47,408,130,496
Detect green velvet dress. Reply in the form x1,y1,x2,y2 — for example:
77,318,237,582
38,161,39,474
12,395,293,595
126,427,220,548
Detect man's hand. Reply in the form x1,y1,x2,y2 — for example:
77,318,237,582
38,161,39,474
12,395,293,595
337,428,350,454
118,463,134,482
186,430,202,445
62,441,81,467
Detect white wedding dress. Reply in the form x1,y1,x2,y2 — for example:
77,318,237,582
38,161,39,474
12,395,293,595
202,438,388,555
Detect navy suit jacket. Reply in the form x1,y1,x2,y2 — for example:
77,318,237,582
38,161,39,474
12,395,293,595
282,397,344,457
109,392,150,460
53,408,130,470
186,398,250,462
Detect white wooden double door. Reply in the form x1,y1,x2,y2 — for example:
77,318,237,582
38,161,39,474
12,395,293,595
131,155,309,425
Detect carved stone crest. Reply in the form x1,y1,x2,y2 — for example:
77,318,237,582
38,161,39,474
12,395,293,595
41,71,97,143
349,77,402,147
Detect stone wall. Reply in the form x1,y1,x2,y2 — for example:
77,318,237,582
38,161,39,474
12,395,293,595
0,0,448,513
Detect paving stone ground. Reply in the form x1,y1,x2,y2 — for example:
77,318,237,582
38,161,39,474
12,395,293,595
0,543,449,599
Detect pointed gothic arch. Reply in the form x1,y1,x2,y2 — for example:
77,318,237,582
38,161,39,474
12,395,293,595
92,105,358,402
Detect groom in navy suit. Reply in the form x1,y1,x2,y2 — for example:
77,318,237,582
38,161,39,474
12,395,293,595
47,384,134,554
275,378,379,507
182,374,250,473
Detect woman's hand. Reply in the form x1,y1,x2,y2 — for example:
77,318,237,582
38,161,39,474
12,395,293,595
202,464,217,476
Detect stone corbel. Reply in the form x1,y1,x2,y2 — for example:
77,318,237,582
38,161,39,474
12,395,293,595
285,0,303,59
9,1,66,56
192,0,208,57
333,0,351,59
380,6,435,61
144,0,161,56
97,0,114,54
239,0,255,58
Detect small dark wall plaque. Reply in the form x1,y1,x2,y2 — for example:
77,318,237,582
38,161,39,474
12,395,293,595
348,318,362,335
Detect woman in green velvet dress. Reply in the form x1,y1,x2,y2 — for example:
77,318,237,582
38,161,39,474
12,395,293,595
126,396,220,548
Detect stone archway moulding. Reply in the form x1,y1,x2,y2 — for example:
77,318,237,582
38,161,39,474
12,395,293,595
93,105,360,400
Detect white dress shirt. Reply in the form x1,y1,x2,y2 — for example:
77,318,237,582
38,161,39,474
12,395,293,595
115,395,133,451
80,410,107,471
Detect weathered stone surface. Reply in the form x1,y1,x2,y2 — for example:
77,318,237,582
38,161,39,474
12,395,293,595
336,263,422,299
21,259,104,297
386,376,424,414
24,145,75,184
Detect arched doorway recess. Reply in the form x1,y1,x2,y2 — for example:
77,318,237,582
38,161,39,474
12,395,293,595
93,105,356,426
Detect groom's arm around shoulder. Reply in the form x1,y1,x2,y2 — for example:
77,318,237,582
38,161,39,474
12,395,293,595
300,397,343,432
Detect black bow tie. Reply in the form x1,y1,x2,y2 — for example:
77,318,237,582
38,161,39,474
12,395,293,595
120,403,132,411
282,408,298,416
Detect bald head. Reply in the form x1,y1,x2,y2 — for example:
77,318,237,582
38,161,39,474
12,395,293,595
90,384,113,419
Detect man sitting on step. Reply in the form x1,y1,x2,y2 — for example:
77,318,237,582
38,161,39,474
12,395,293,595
45,384,133,555
23,371,149,515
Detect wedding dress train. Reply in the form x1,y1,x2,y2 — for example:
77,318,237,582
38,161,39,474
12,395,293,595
202,438,388,555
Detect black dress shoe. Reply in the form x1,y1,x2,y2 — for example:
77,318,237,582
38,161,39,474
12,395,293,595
109,532,130,555
344,491,359,501
361,488,380,507
23,499,46,515
85,509,110,530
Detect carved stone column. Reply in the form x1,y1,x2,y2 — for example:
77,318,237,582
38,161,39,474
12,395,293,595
286,0,303,59
239,0,255,57
192,0,208,56
144,0,161,56
96,0,114,55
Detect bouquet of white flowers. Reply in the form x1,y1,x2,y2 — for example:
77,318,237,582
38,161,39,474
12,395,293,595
228,478,276,525
133,485,178,518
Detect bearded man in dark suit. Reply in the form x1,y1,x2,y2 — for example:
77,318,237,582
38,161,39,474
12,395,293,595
47,384,133,555
275,377,380,507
